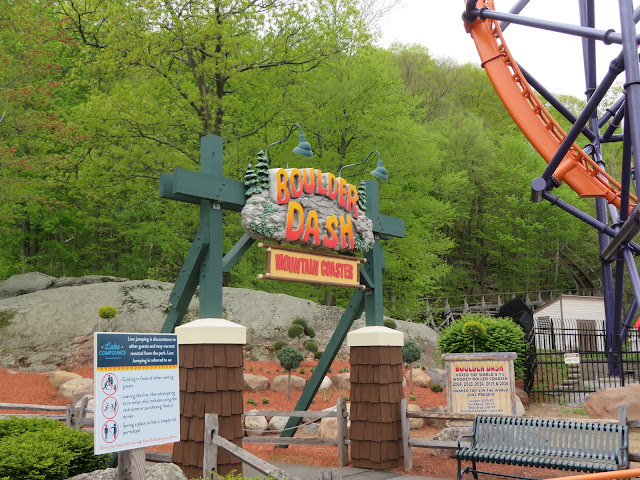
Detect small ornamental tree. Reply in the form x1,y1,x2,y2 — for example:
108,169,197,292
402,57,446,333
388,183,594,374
462,320,487,353
357,181,367,212
276,346,304,400
437,313,528,378
402,341,422,395
255,149,270,190
384,319,397,329
285,317,318,354
244,163,262,196
98,305,118,331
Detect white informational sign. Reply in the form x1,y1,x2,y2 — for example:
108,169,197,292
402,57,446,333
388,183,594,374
94,332,180,454
564,352,580,365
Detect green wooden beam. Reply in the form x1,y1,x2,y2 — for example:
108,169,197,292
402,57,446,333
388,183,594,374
279,289,366,439
161,232,209,332
364,238,384,326
223,234,255,273
171,168,246,211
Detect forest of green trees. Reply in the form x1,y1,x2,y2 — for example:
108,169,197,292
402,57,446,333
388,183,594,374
1,0,616,319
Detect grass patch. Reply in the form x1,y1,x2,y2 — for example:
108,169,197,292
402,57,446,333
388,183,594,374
0,310,16,329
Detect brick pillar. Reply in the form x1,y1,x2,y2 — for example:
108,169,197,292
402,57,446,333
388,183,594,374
172,318,246,479
347,326,404,470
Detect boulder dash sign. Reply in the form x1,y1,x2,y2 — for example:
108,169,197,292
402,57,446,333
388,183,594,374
93,332,179,454
241,162,375,252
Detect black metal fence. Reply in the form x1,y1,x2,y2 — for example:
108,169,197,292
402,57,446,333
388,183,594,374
525,317,640,403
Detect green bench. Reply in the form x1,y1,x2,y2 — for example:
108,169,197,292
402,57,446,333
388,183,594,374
456,416,629,480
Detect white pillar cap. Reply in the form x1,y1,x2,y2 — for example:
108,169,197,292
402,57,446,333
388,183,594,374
347,326,404,347
175,318,246,345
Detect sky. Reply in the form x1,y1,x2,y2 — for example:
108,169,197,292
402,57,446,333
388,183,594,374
378,1,633,99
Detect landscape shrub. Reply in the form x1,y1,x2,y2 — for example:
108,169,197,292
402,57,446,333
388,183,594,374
437,313,528,377
0,417,64,440
303,325,316,338
272,340,287,352
287,323,304,340
303,339,318,353
314,350,323,360
383,319,397,329
0,417,108,479
98,305,118,319
0,432,73,480
291,317,308,329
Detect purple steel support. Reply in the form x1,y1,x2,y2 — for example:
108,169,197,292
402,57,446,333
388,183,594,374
621,298,638,340
499,0,530,32
518,64,595,141
581,0,617,373
599,96,626,129
618,0,640,195
540,55,623,183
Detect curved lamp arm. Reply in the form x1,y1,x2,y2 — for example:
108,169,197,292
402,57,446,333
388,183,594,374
265,123,313,160
339,150,387,181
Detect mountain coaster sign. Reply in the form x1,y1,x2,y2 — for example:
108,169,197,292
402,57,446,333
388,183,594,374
258,243,365,288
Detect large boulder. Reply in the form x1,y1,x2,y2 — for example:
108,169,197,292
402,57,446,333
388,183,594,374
433,425,472,458
267,415,288,433
243,374,269,392
515,388,529,408
407,404,424,430
584,384,640,419
49,370,82,389
317,376,333,392
319,404,351,438
271,375,306,392
0,272,55,300
425,368,446,386
67,463,187,480
59,378,94,399
423,406,447,429
331,373,350,390
406,369,432,388
244,411,268,436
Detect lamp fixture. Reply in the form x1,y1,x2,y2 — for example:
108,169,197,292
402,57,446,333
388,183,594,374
338,150,387,181
264,123,313,161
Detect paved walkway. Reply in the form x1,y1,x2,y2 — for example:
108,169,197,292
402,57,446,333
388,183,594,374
243,461,448,480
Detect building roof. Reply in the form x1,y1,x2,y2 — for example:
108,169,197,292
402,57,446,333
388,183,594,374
533,295,604,319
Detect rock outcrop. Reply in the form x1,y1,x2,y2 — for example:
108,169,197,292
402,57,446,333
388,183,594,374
0,273,440,371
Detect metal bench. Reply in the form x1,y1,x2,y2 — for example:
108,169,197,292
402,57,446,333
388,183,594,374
456,416,629,480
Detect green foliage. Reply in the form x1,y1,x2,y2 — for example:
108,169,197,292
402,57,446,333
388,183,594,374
261,398,269,405
272,340,287,352
314,351,324,360
304,326,316,338
276,346,304,371
98,306,118,319
292,317,308,329
0,417,108,479
247,398,257,406
402,341,422,364
287,324,304,340
430,383,444,393
303,340,318,353
462,320,487,352
437,314,528,377
409,394,416,401
383,319,397,330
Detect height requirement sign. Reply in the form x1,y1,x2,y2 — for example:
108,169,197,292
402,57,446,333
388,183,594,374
94,332,180,454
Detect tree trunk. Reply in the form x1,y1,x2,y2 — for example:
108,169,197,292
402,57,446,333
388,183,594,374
409,364,413,396
287,370,291,401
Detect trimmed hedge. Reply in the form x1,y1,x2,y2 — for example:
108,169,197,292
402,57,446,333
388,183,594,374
0,417,109,480
437,313,528,377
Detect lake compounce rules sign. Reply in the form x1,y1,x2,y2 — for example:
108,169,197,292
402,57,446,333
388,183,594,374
259,243,365,288
94,332,179,454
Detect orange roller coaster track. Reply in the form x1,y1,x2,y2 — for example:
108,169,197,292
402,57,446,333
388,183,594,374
464,0,637,213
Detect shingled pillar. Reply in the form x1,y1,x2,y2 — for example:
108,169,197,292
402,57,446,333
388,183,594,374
172,318,246,479
347,326,404,470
